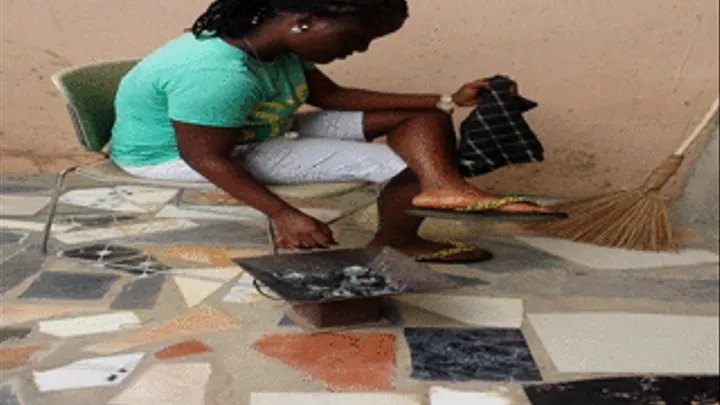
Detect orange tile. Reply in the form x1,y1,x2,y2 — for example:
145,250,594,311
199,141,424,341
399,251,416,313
253,332,396,391
87,306,239,354
154,340,212,360
0,344,44,370
149,245,268,267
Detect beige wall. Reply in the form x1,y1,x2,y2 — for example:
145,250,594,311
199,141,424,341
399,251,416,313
1,0,718,197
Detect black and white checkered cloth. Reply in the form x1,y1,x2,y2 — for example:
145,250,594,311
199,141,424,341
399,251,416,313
456,75,544,178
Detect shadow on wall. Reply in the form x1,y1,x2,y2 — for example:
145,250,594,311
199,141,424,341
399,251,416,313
671,113,719,249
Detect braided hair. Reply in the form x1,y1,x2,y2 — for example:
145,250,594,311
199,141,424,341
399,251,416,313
191,0,408,38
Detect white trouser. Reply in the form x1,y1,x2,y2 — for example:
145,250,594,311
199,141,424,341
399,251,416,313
120,111,407,184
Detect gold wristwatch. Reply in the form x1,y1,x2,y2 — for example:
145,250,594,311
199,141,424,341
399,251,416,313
435,94,458,114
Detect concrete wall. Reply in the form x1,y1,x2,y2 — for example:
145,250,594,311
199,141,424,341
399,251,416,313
1,0,718,198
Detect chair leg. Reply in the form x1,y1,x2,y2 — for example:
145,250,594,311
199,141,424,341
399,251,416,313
266,217,279,256
41,167,78,254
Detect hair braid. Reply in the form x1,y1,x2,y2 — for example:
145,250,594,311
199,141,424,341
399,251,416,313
191,0,408,39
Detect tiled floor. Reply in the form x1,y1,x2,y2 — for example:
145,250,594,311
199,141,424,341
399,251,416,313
1,173,718,405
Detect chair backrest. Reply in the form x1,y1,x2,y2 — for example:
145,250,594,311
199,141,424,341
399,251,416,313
51,59,139,152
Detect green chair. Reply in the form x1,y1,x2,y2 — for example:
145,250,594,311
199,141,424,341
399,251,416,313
43,59,371,254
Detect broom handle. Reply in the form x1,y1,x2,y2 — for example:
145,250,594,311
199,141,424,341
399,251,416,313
674,97,719,156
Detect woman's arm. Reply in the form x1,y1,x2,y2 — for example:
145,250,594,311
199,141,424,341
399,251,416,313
172,122,292,218
305,68,492,112
305,68,443,111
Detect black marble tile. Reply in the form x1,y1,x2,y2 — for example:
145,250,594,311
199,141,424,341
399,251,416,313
110,274,166,310
0,249,45,295
404,327,542,382
0,328,31,343
62,244,141,262
104,255,171,276
0,231,27,245
18,271,119,300
524,375,720,405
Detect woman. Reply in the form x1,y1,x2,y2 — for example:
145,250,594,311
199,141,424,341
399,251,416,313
109,0,551,263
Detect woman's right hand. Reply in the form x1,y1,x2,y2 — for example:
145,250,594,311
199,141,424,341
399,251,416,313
270,208,337,250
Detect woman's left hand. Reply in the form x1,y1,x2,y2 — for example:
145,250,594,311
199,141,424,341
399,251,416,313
451,79,518,107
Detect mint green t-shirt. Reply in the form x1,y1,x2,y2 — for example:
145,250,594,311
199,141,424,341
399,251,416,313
109,33,314,167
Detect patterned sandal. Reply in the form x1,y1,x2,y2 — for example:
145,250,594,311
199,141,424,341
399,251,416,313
413,241,494,264
407,196,568,220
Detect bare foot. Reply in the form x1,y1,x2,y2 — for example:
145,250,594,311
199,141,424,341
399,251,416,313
368,238,492,263
411,186,552,213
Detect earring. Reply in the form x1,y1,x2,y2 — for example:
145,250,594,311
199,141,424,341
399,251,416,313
291,24,310,33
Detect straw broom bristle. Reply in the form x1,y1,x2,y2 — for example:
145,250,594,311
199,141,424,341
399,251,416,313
526,156,683,252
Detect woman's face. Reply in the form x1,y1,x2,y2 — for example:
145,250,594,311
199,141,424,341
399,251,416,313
286,14,406,64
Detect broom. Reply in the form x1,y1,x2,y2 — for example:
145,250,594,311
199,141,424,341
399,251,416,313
526,96,719,252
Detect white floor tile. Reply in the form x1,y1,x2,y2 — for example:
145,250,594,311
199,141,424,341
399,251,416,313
114,186,178,210
173,277,223,308
394,294,524,328
155,205,251,222
528,312,720,374
38,312,140,337
33,353,144,392
250,393,421,405
0,219,77,233
174,267,243,283
53,219,197,244
0,196,51,216
222,274,262,304
516,236,719,270
109,363,211,405
431,386,523,405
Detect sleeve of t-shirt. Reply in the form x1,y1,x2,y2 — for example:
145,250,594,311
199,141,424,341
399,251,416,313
166,68,262,128
300,59,316,71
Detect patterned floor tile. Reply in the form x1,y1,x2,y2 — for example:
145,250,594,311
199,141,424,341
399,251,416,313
86,306,240,354
0,328,31,343
154,340,212,360
528,313,720,374
38,312,140,337
33,353,144,392
59,186,177,213
395,295,523,328
173,277,225,308
0,184,48,193
524,376,720,405
108,363,211,405
110,274,167,310
58,214,137,228
0,195,50,216
0,304,102,327
562,273,719,303
104,255,171,275
0,249,46,295
253,332,396,391
516,236,719,270
444,274,491,287
250,393,421,405
53,219,198,245
0,344,45,370
19,271,120,300
404,328,541,382
222,274,264,304
62,244,141,262
148,245,269,267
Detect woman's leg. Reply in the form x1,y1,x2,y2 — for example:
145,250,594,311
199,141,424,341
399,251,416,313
363,110,551,211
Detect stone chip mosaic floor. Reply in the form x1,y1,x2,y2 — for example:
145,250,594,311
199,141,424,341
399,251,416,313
1,174,718,404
